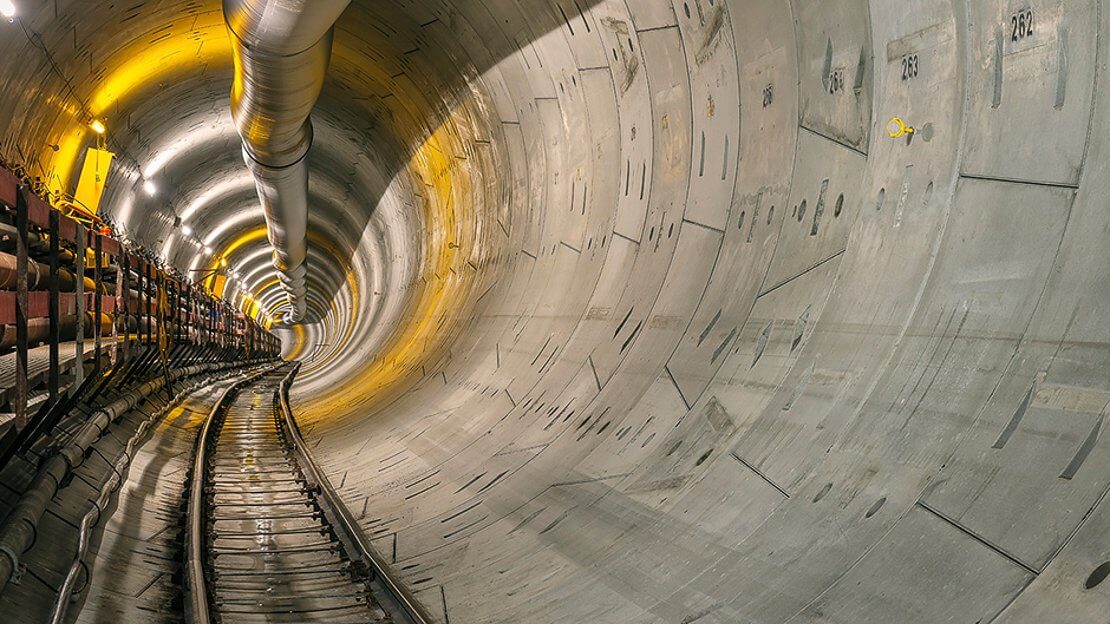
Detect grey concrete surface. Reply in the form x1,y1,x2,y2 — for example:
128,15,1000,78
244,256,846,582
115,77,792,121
1,0,1109,622
74,381,236,624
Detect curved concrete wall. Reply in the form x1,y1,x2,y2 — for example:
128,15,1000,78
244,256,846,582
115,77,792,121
1,0,1109,622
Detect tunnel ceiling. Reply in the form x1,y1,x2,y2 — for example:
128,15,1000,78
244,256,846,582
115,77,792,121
2,0,1110,622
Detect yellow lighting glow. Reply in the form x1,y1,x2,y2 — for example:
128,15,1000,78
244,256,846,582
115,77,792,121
89,119,107,135
44,19,233,200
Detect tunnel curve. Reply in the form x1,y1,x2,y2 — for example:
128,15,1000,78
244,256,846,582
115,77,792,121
1,0,1109,622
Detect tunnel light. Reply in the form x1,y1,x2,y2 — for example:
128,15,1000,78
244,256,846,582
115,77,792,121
143,179,157,196
181,223,193,236
89,119,107,135
0,0,14,19
203,246,213,256
220,257,228,268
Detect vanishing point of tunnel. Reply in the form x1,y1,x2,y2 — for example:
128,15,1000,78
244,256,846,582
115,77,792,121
0,0,1106,622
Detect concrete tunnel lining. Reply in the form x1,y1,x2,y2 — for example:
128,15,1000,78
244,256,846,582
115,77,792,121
0,0,1109,622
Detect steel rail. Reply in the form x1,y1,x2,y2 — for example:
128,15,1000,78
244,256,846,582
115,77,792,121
183,364,281,624
275,364,432,624
48,365,267,624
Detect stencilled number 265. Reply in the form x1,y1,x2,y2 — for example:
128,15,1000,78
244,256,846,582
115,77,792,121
1011,9,1034,42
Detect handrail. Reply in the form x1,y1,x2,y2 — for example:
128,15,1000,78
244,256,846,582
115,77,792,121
184,364,280,624
276,364,431,624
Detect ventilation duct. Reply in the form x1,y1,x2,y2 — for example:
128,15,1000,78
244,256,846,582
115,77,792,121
223,0,351,323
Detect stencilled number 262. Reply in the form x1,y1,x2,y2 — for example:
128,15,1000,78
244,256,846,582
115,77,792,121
1011,9,1034,41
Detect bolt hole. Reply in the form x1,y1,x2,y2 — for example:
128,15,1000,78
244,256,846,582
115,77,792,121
1086,562,1110,590
812,482,832,503
865,497,886,518
834,193,844,217
875,188,886,211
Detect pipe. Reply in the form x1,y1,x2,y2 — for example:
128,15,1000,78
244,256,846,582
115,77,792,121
0,312,113,350
223,0,351,323
0,362,250,593
0,250,92,292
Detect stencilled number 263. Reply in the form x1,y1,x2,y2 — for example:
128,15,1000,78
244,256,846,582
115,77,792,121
901,54,919,81
1011,9,1034,42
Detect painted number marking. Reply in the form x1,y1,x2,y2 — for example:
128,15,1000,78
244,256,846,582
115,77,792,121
762,83,774,108
827,69,845,94
1010,9,1034,42
901,54,919,81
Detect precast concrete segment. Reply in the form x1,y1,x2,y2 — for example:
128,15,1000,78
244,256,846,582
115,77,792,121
0,1,1108,623
284,2,1110,623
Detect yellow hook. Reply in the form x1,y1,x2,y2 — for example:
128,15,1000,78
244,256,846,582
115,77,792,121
887,116,915,139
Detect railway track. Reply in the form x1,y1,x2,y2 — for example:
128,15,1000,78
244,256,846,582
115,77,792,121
184,366,425,624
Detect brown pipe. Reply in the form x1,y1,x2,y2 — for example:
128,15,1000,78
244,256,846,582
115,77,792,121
0,251,89,292
0,313,114,350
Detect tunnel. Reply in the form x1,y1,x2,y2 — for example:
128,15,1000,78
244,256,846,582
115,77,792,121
0,0,1107,622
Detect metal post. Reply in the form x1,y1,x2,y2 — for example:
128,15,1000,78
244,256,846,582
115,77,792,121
93,234,102,377
158,272,173,396
136,259,143,347
145,262,152,346
169,278,178,355
14,188,29,431
74,224,85,392
120,253,130,364
47,210,60,403
184,285,194,365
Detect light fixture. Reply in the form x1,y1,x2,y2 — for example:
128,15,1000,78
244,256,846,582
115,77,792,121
0,0,15,19
89,119,107,135
181,223,193,236
143,179,157,196
203,246,213,255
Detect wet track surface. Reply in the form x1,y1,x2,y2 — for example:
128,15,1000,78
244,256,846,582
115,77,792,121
199,370,391,623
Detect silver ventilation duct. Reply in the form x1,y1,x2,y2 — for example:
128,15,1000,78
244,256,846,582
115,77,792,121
223,0,351,324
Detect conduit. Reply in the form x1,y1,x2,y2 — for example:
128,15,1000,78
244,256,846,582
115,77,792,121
0,361,256,592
